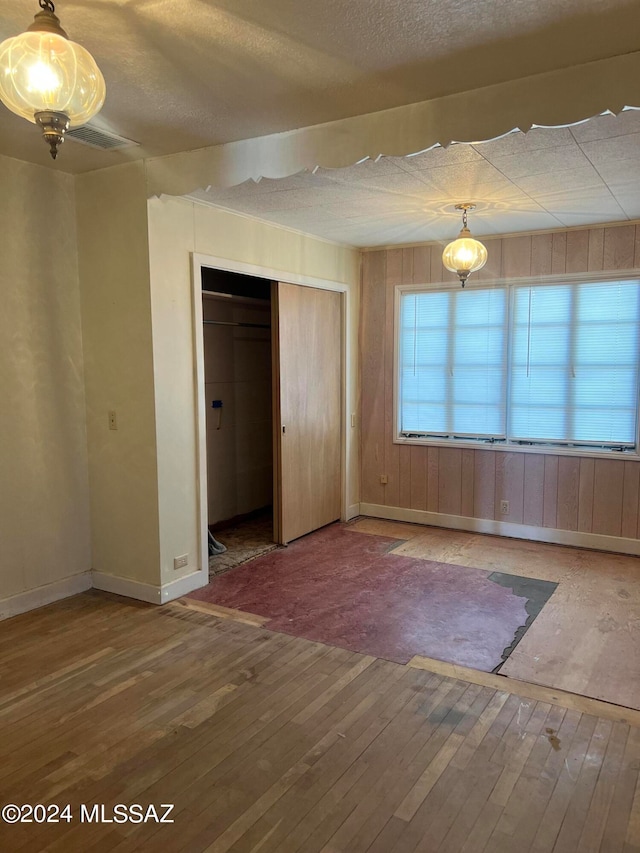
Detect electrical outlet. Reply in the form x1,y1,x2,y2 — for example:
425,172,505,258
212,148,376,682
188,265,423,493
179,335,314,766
351,413,356,428
173,554,188,570
500,500,509,515
380,474,388,484
108,410,117,430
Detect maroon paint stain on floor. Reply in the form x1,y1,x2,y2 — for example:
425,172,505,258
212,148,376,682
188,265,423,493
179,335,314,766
189,524,529,670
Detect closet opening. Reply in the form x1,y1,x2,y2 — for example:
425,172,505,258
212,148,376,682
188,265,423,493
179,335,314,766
201,267,276,577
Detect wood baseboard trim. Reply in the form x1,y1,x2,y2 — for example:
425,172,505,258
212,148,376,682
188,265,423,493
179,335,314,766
0,572,93,621
170,597,269,627
408,654,640,728
359,503,640,556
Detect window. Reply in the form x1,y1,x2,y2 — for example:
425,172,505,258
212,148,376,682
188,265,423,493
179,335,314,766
398,279,640,453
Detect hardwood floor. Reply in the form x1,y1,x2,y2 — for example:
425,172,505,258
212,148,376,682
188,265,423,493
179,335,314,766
350,519,640,711
0,591,639,852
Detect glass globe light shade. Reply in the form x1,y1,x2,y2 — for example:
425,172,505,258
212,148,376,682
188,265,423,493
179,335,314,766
0,5,105,158
0,30,105,124
442,227,488,287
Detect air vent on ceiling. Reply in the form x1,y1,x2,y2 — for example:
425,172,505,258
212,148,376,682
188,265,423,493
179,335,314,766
65,124,139,151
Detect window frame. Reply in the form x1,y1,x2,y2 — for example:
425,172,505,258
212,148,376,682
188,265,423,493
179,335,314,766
393,270,640,460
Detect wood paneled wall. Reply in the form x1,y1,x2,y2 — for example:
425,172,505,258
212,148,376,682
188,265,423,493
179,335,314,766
360,223,640,539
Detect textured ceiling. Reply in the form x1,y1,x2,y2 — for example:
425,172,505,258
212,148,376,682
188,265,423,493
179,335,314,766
1,0,640,173
188,110,640,247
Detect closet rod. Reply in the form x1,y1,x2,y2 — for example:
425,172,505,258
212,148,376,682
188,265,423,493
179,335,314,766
203,319,270,329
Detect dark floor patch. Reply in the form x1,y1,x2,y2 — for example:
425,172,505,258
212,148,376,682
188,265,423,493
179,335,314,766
190,523,530,670
546,727,561,751
488,572,558,672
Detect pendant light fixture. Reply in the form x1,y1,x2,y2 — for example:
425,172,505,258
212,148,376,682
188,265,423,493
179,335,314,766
0,0,105,159
442,204,488,287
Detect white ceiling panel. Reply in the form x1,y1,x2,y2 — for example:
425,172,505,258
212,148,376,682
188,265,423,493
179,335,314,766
187,110,640,248
579,133,640,170
472,126,576,157
483,144,588,181
400,144,485,170
511,164,606,196
569,108,640,143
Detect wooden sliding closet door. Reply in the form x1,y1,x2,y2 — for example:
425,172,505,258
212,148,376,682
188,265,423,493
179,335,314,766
273,282,342,544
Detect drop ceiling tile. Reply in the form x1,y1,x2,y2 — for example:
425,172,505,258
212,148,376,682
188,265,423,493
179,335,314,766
220,188,322,212
201,173,316,200
325,169,437,194
536,190,626,224
321,198,412,219
317,158,407,180
570,108,640,143
579,132,640,169
420,158,516,195
262,207,350,226
615,198,640,220
289,183,381,206
552,209,629,228
483,144,588,180
475,208,563,236
592,165,640,194
345,209,448,234
472,125,574,157
605,182,640,219
398,143,483,171
305,223,371,245
511,164,606,197
406,156,506,186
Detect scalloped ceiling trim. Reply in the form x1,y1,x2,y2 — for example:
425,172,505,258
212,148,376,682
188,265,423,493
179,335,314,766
145,50,640,199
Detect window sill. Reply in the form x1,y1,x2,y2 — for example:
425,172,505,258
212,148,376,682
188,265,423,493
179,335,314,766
393,435,640,461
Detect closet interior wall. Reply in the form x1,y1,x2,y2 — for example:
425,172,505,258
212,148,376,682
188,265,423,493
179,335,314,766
203,293,272,526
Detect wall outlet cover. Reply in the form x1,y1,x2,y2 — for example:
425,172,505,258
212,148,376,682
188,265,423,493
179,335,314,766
173,554,188,570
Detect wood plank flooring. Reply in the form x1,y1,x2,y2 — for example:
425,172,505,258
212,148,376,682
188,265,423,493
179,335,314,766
349,518,640,711
0,591,639,852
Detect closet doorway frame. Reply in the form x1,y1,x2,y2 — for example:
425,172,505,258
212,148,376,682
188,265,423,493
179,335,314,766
191,252,353,583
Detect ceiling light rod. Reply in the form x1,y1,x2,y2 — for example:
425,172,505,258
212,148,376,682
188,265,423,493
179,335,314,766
0,0,106,159
442,202,488,288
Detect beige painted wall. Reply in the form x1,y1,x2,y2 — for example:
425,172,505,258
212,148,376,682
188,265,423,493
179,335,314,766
147,196,360,587
360,223,640,544
0,154,91,603
76,162,161,586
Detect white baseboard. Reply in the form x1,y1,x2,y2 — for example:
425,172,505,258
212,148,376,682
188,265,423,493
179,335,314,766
91,571,162,604
91,569,208,605
0,567,209,621
346,503,361,521
6,499,636,622
359,503,640,556
159,570,208,603
0,572,92,621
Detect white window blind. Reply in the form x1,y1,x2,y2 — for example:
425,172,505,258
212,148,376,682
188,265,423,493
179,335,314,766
399,288,507,438
398,279,640,452
510,281,640,446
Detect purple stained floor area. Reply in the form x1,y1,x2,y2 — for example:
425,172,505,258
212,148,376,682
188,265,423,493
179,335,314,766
188,524,530,670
